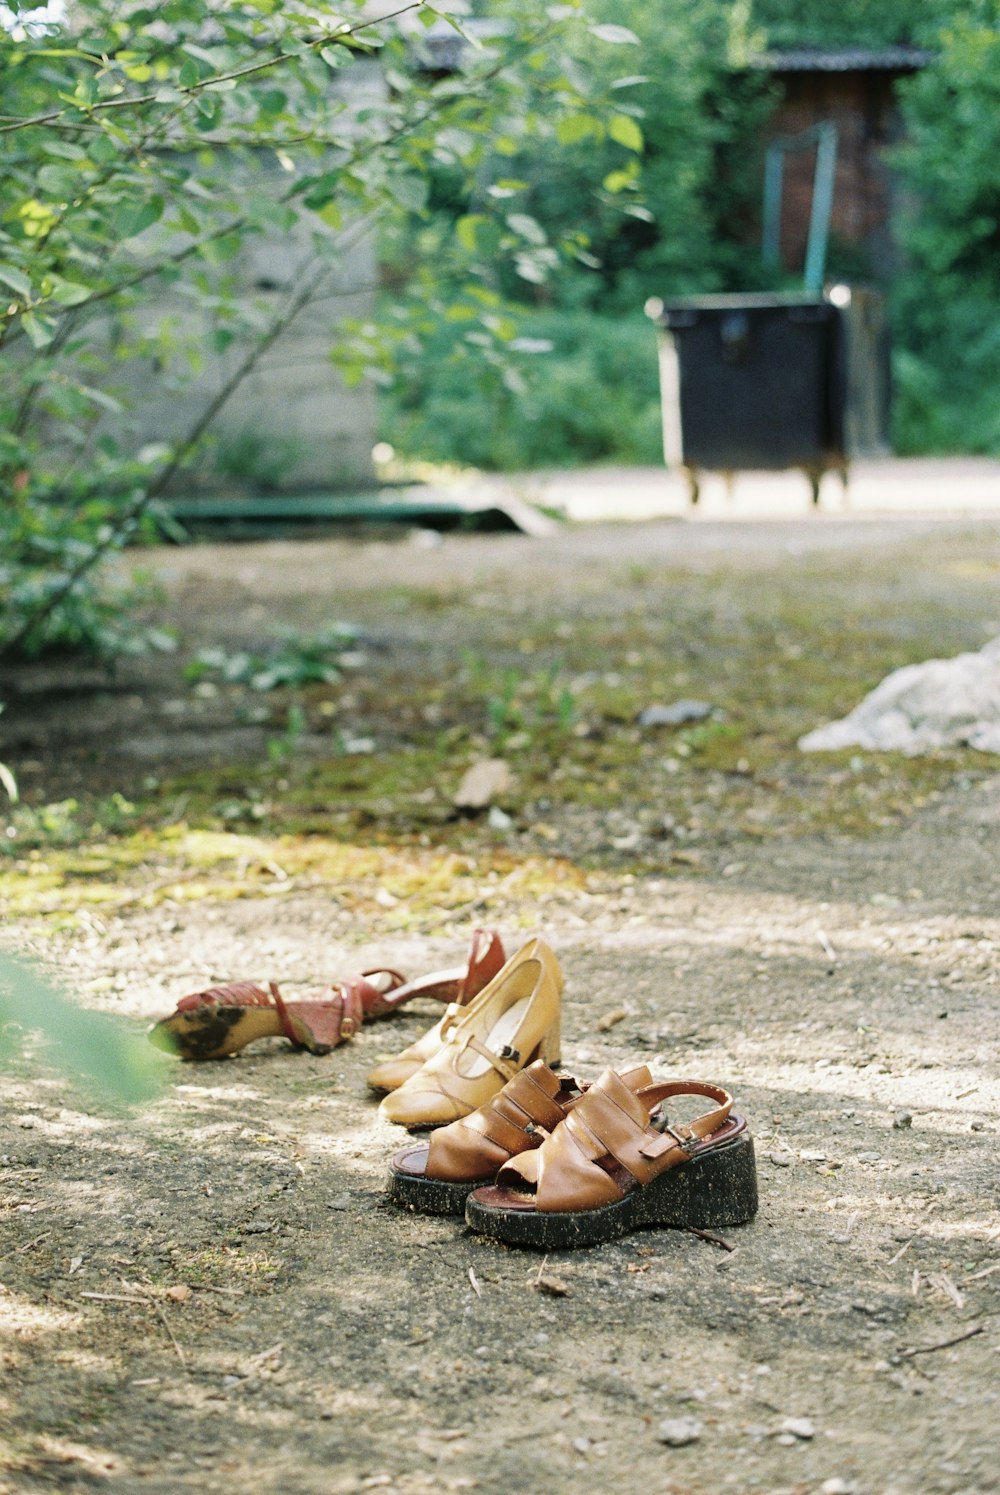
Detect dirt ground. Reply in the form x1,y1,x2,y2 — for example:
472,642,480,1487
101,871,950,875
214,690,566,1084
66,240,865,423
2,506,1000,1495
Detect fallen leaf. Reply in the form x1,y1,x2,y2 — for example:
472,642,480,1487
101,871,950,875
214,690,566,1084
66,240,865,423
535,1274,570,1297
928,1272,964,1309
597,1008,627,1031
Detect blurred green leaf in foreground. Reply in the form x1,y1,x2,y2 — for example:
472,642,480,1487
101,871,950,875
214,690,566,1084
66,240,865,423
0,950,163,1106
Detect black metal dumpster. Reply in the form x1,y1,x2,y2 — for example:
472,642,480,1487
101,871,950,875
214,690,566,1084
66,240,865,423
644,286,890,504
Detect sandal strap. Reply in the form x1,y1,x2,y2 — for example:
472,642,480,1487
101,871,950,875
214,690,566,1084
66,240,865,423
356,928,506,1019
455,1063,574,1150
635,1079,731,1160
354,968,410,1018
424,1061,575,1182
267,982,302,1047
175,981,275,1013
529,1071,733,1213
334,976,371,1040
458,1031,523,1082
458,928,506,1002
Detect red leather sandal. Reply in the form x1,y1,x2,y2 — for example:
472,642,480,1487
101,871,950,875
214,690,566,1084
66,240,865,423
464,1071,757,1249
148,928,505,1061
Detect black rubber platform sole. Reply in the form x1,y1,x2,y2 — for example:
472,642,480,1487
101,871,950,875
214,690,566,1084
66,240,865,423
464,1133,759,1249
386,1167,486,1217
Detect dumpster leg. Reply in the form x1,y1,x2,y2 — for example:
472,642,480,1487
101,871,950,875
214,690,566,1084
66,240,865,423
805,466,822,507
683,466,701,506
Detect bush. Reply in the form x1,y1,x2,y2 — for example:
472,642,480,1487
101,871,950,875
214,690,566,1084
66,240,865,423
891,10,1000,455
381,307,663,470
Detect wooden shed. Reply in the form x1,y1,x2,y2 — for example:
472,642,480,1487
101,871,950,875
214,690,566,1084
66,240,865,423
753,46,933,279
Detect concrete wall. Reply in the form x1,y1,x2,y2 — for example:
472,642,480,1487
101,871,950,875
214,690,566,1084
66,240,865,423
110,69,382,493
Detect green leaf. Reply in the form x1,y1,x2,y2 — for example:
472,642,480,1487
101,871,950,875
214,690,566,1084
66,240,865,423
589,24,640,45
506,212,546,245
316,202,343,230
386,173,428,213
42,140,88,161
302,171,340,209
37,163,79,198
556,114,603,146
87,133,119,167
0,951,163,1106
422,5,481,46
602,167,637,194
20,311,57,348
609,115,644,152
456,214,488,253
182,42,222,66
47,278,92,306
116,196,165,238
0,265,32,298
255,88,287,115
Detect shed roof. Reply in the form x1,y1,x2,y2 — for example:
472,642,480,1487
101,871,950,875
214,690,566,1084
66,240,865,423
752,46,934,73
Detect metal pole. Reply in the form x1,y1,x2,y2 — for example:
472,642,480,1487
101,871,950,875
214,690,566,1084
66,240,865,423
804,123,837,293
762,144,784,271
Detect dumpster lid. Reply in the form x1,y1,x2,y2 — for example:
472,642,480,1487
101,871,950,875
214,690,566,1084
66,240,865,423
644,292,830,322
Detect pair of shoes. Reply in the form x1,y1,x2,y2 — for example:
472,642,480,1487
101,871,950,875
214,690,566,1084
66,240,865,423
388,1062,758,1250
374,939,563,1128
148,929,506,1061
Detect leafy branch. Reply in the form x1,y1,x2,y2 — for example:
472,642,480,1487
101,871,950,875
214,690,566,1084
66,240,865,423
0,2,423,135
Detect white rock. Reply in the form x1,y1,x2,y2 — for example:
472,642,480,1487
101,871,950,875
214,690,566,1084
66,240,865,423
454,757,513,810
638,699,714,728
657,1417,703,1447
780,1416,816,1440
800,634,1000,755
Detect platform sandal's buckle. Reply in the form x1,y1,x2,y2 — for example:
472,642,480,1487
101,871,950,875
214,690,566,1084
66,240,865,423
497,1045,521,1063
650,1110,698,1153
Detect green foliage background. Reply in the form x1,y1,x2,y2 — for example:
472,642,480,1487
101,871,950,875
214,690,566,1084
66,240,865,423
0,0,998,649
382,0,1000,468
0,0,631,654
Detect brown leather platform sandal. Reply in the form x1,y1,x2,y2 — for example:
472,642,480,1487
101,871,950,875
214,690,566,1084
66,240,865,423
464,1071,757,1250
387,1061,655,1215
148,928,505,1061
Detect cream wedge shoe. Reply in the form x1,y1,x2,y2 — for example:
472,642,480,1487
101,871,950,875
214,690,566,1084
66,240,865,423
378,938,563,1129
